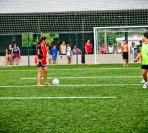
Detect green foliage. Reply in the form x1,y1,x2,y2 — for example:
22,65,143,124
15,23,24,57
41,33,59,46
22,33,59,47
98,32,125,45
97,32,143,46
22,33,33,47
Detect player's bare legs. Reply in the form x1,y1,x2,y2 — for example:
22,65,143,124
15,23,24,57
43,66,49,85
123,59,126,66
36,67,42,86
142,69,148,88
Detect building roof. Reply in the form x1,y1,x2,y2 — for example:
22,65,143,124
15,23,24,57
0,0,148,14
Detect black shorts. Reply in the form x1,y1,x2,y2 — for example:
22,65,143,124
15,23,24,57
36,62,46,67
122,52,128,60
141,65,148,70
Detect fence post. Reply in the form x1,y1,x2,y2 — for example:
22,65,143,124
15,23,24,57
27,34,30,66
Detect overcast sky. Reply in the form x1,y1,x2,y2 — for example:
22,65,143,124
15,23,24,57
0,0,148,13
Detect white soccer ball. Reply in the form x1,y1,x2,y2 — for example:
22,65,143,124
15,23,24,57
52,78,59,85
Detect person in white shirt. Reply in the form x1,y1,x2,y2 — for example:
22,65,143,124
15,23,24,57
116,42,122,54
66,44,72,64
130,42,137,60
108,43,114,54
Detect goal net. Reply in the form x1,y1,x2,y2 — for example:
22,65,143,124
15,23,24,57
93,26,148,64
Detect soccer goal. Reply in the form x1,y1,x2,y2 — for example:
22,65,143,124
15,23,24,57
93,26,148,64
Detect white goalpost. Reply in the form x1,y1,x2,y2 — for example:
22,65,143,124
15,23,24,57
93,26,148,64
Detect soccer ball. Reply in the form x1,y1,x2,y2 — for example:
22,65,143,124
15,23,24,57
52,78,59,85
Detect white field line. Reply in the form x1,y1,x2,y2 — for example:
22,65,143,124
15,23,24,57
0,67,139,72
0,84,142,88
20,76,142,80
0,66,15,68
0,96,117,100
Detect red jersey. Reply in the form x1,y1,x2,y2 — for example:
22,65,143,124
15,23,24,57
85,43,93,54
37,45,47,65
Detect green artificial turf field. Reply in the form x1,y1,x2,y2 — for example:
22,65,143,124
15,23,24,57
0,64,148,133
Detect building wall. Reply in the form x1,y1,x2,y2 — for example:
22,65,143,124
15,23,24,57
0,54,136,66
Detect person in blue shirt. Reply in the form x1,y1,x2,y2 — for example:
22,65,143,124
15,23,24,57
50,44,59,64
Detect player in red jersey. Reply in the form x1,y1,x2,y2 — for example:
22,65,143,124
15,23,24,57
36,37,49,86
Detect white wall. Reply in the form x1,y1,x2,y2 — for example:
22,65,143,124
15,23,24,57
0,54,135,66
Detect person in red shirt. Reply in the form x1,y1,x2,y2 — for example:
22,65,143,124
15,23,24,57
99,44,107,54
85,40,93,54
36,37,49,86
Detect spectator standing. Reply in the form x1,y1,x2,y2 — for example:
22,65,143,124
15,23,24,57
85,40,93,54
99,44,107,54
50,44,59,64
116,42,122,54
12,43,21,65
60,41,66,64
130,42,137,59
108,43,114,54
121,40,129,66
73,45,82,55
6,44,13,65
66,44,72,64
